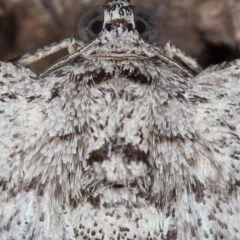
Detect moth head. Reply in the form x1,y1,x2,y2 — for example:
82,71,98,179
78,0,158,43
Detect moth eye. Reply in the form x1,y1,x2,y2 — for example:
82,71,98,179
78,6,104,43
132,6,158,43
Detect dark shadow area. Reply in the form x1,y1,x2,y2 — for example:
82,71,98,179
198,43,240,68
0,13,17,60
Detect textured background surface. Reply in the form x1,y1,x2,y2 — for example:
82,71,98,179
1,0,240,67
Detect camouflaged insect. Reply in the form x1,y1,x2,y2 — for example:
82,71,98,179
1,0,240,239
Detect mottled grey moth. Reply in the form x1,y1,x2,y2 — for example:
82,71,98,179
0,0,240,239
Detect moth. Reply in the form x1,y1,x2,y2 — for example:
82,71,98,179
0,0,240,239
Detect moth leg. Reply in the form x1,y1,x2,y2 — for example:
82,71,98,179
162,41,202,75
14,37,84,67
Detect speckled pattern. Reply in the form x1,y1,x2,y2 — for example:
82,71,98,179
0,0,240,239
